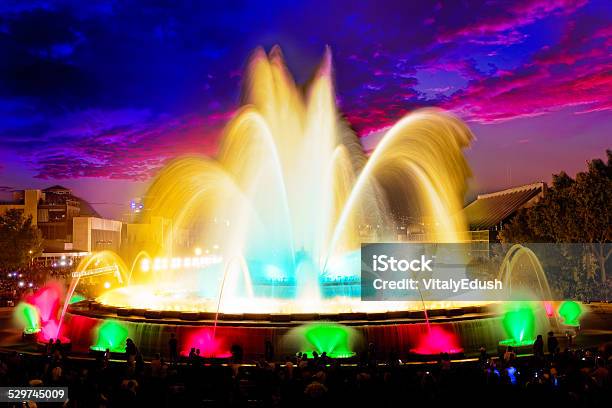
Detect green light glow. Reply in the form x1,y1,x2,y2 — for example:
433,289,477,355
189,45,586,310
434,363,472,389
499,339,536,347
302,323,355,358
501,303,536,346
69,294,86,304
558,301,582,326
23,327,41,335
91,319,129,352
15,302,40,332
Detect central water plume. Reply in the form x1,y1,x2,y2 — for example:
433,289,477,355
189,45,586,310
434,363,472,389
99,46,474,314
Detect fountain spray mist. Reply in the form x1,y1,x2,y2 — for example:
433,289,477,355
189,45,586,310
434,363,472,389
95,46,475,314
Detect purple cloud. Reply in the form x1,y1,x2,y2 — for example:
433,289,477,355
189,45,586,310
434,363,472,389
343,0,610,134
443,14,611,123
29,109,231,180
437,0,587,44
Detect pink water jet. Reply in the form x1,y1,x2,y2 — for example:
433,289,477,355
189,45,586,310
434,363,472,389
180,328,231,358
25,282,62,324
411,326,463,355
24,282,70,342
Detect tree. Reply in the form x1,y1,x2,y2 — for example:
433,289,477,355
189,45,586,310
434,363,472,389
500,150,612,283
0,209,43,269
573,153,612,282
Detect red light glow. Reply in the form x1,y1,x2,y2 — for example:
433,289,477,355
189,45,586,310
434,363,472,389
544,301,555,317
25,282,62,323
180,328,231,358
411,326,463,355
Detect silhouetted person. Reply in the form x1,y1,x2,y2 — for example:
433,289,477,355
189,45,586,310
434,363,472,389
151,353,163,378
135,349,144,374
264,339,274,361
565,330,574,348
230,344,243,363
439,352,451,371
126,338,137,355
533,334,544,358
320,351,330,365
45,339,54,356
478,347,489,367
54,338,63,355
103,348,110,369
125,338,138,368
547,331,559,355
503,346,516,365
387,349,399,367
168,333,178,363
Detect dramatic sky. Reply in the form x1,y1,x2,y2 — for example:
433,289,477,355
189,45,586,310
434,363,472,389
0,0,610,219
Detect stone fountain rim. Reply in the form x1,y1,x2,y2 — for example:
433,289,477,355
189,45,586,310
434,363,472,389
66,300,500,328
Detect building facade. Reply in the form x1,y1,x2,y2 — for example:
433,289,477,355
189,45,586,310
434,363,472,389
0,185,122,256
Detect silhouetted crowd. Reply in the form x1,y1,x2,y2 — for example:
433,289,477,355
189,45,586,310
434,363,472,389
0,264,52,306
0,335,610,408
0,263,97,306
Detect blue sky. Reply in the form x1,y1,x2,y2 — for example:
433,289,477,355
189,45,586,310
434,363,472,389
0,0,610,218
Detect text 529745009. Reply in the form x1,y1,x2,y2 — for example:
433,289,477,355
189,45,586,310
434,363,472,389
0,387,68,402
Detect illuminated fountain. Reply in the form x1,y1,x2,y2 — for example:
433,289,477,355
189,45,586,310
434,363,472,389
558,301,583,327
495,245,567,349
284,323,361,358
498,244,555,301
15,302,40,338
96,46,475,315
60,47,510,358
499,302,538,347
91,319,129,353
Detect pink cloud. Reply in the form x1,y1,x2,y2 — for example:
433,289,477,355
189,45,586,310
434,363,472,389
443,14,612,123
438,0,588,44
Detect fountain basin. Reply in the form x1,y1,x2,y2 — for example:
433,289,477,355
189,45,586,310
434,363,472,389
79,299,496,323
64,300,504,359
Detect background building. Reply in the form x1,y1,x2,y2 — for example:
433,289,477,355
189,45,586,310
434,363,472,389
72,217,123,253
0,189,41,224
36,185,101,251
0,185,122,256
463,182,546,242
